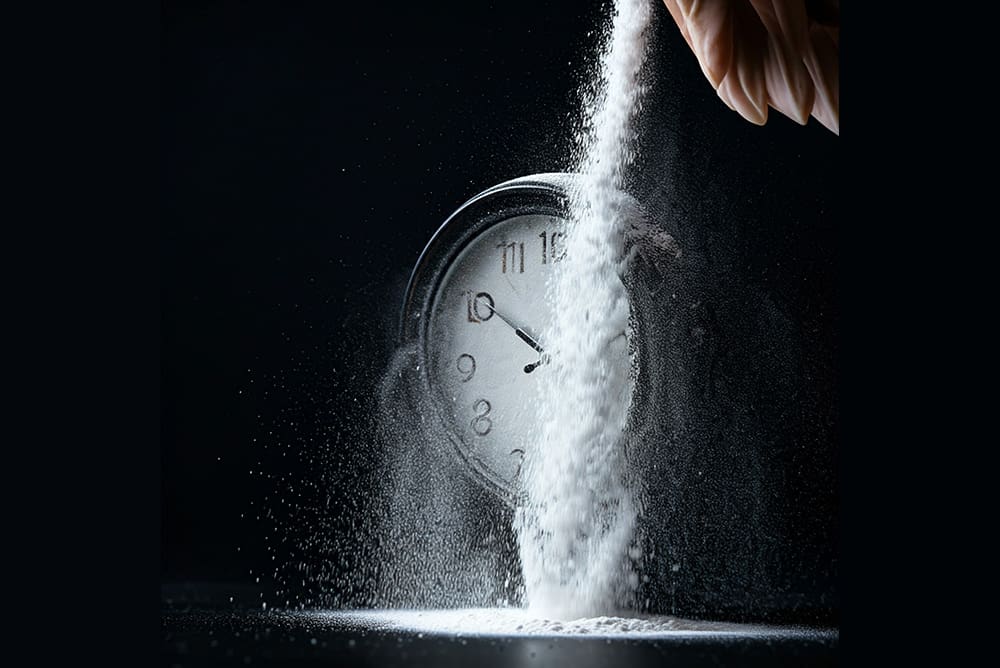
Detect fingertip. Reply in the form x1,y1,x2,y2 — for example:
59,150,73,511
769,84,812,126
690,31,727,90
803,23,839,136
716,85,737,112
683,1,734,90
812,105,839,135
718,78,767,126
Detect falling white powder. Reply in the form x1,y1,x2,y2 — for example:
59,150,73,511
516,0,652,619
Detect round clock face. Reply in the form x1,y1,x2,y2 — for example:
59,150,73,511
415,198,636,501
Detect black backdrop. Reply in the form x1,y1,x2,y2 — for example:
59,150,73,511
162,0,839,622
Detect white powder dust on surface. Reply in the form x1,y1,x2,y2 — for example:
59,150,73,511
515,0,653,620
313,608,835,639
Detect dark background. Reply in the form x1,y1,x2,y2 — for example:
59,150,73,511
162,0,839,622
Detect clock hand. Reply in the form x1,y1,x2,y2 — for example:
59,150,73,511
523,354,551,374
515,329,544,354
476,297,545,354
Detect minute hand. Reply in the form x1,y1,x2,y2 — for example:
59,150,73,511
477,298,545,353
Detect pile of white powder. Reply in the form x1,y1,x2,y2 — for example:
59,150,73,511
317,608,824,638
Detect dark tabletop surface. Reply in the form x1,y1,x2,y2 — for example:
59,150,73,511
163,585,838,668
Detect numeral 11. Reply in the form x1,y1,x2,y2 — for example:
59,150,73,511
497,242,524,274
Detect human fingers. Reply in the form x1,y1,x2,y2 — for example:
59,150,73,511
663,0,735,90
803,21,839,134
665,0,769,125
748,0,816,125
663,0,838,133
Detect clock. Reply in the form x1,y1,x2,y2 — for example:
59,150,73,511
399,173,673,506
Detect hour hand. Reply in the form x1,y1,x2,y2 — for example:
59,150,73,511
514,328,544,354
476,297,544,354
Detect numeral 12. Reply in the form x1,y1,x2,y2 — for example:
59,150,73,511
539,230,565,264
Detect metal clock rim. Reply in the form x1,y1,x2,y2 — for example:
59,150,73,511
399,173,577,343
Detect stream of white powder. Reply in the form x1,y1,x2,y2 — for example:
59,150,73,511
515,0,652,619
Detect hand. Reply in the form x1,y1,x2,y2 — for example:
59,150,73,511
662,0,839,135
475,296,545,354
473,296,549,374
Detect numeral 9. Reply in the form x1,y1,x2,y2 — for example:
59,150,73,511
457,354,476,382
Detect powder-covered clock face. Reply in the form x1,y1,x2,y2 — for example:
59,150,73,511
423,212,635,498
